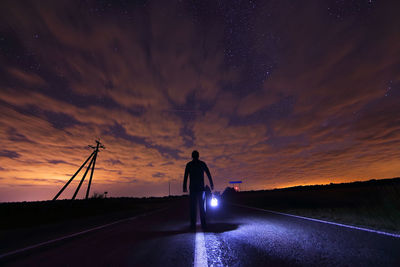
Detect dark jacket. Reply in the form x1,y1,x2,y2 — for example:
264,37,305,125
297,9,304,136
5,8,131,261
183,159,213,192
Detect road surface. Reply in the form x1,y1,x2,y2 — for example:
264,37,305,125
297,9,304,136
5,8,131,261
1,199,400,266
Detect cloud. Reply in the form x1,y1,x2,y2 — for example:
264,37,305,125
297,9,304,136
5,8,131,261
48,160,70,165
0,0,399,201
7,67,46,86
0,150,20,159
104,159,123,166
152,172,165,178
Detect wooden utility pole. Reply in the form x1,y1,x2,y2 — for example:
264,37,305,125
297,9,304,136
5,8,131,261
85,141,100,199
53,140,105,201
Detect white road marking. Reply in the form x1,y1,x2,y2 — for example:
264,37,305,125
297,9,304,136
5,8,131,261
234,204,400,238
0,208,167,260
194,228,208,267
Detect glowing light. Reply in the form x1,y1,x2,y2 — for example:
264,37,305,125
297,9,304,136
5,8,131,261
211,196,218,207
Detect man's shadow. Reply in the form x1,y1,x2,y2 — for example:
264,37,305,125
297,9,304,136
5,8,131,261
147,223,239,238
202,222,239,233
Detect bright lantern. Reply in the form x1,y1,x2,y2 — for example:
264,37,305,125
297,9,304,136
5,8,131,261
211,196,218,207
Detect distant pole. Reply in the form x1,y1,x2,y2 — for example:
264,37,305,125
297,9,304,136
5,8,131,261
53,151,95,201
168,181,171,196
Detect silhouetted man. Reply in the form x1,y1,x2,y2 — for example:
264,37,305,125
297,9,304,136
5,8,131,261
183,150,214,229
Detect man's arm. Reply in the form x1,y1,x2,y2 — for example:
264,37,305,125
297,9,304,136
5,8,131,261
203,163,214,190
183,164,189,192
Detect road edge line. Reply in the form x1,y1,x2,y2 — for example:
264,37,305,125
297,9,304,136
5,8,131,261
0,207,168,260
232,203,400,238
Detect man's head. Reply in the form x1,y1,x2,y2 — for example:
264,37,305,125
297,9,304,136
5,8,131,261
192,150,199,160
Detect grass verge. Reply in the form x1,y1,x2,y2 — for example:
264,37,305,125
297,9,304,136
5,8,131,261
225,178,400,234
0,196,184,254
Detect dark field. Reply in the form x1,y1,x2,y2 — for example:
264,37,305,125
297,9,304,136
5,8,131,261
225,178,400,234
0,196,182,254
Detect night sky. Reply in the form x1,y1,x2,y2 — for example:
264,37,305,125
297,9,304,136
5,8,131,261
0,0,399,202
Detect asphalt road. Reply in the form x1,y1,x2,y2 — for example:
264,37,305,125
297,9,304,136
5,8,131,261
2,199,400,266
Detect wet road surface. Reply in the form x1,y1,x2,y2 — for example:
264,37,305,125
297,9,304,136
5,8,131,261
2,199,400,266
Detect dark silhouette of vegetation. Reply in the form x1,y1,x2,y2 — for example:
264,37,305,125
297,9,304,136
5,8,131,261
0,196,185,230
222,186,238,200
91,192,105,199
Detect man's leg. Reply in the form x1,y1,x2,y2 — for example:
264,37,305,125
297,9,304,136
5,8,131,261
198,191,207,228
190,191,197,228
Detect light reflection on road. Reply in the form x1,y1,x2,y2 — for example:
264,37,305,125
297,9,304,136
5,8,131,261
205,233,224,266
